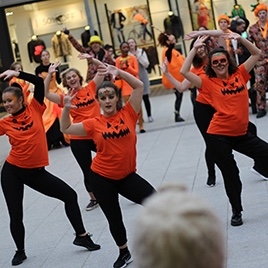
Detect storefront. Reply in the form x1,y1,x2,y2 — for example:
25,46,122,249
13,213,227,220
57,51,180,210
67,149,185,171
0,0,265,93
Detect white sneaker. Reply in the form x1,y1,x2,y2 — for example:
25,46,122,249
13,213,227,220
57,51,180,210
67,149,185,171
250,167,268,181
148,116,153,123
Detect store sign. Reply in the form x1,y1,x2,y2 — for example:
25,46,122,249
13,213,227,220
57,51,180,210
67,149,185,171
31,3,87,35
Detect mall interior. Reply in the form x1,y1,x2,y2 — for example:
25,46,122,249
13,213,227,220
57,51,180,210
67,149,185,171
0,0,265,110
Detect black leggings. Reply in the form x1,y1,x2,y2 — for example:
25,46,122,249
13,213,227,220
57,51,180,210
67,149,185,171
174,90,183,113
70,139,96,193
1,161,86,251
90,170,155,247
142,94,152,117
193,101,216,178
208,133,268,212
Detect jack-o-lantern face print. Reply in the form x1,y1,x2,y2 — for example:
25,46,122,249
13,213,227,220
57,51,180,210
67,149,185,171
102,118,130,140
12,114,34,131
221,77,245,95
75,92,95,108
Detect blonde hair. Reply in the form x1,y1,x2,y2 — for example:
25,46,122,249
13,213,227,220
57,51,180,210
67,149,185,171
133,183,225,268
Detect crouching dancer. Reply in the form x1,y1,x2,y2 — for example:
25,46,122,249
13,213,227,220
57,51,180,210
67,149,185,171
0,69,100,266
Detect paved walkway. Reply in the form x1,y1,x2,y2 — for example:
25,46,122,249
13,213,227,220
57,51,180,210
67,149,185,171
1,90,268,267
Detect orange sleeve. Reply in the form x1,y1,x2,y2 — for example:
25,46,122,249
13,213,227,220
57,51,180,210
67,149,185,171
125,56,139,77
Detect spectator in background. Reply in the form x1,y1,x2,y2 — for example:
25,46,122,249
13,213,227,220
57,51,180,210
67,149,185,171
63,28,115,81
128,38,153,122
248,3,268,118
230,16,257,114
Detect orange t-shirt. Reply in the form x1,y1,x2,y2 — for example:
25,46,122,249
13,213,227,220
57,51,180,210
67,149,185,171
0,98,49,168
161,47,185,89
59,80,100,140
200,64,250,136
115,55,139,97
191,65,212,105
82,102,139,180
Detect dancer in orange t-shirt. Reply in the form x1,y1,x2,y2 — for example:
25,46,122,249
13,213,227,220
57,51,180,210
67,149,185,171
115,41,146,133
181,31,268,227
158,33,185,122
35,49,69,149
44,55,105,211
0,70,100,266
60,64,155,268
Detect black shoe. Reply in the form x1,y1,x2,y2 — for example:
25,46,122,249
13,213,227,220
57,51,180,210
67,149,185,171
251,165,268,180
12,250,27,266
256,109,266,118
175,114,185,122
86,199,99,211
113,250,132,268
139,129,146,133
206,176,216,187
231,211,243,226
73,233,101,251
252,105,257,114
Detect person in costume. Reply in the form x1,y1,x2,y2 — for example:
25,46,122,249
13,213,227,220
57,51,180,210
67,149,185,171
248,3,268,118
63,29,115,82
0,69,100,266
158,33,185,122
44,55,105,211
60,64,155,268
115,41,146,133
180,30,268,227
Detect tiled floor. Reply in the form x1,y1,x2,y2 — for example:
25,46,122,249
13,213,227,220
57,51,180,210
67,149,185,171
1,89,268,267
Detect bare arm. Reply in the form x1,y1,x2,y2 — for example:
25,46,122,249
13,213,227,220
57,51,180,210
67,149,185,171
44,62,61,104
222,32,261,72
160,58,192,92
184,30,223,40
180,37,206,88
60,89,87,135
78,53,105,86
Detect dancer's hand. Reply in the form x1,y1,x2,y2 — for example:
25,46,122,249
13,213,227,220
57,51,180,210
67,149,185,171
63,88,77,109
0,70,19,80
48,62,60,74
193,35,209,49
78,53,94,62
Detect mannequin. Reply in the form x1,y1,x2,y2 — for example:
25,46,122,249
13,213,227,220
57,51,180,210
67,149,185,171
81,26,99,47
163,11,184,41
51,31,72,62
110,10,126,43
27,35,46,63
231,4,246,18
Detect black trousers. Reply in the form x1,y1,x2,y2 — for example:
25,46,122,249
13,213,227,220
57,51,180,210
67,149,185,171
70,139,96,193
194,101,216,178
1,161,86,251
207,133,268,212
90,170,155,247
142,94,152,117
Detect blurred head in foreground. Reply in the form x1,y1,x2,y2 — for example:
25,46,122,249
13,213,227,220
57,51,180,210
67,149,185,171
133,183,225,268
